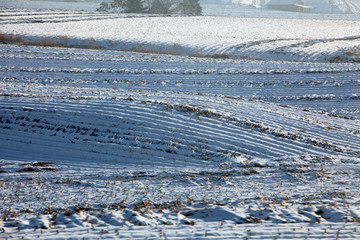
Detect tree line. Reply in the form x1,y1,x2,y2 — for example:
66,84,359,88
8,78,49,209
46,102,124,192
97,0,202,16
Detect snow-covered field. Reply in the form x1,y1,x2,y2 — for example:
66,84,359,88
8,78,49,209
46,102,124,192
1,8,360,239
1,9,360,62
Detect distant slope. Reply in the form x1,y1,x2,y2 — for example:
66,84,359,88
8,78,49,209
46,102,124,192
1,11,360,63
303,0,360,14
209,0,360,14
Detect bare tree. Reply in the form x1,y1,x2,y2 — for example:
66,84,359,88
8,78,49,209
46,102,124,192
150,0,176,14
98,0,202,15
175,0,202,16
97,0,147,13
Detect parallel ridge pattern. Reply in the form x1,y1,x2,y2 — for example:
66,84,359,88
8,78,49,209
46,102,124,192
1,44,359,118
1,85,359,167
1,37,360,239
1,44,359,167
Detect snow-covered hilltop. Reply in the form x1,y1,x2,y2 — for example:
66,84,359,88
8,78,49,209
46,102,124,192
304,0,360,14
205,0,360,14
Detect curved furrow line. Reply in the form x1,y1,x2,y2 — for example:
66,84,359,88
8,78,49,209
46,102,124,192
0,115,211,167
0,100,283,159
228,108,360,154
178,94,359,148
200,117,336,156
0,100,239,164
199,111,354,156
233,104,360,148
0,133,197,168
128,111,310,158
0,97,344,161
141,94,360,154
2,76,358,131
0,99,282,161
64,100,310,157
135,93,359,145
240,104,360,146
260,106,360,143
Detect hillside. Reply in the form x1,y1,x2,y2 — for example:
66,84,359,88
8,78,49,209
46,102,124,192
209,0,360,14
303,0,360,14
1,11,360,62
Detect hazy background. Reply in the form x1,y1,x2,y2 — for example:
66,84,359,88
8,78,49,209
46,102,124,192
1,0,360,21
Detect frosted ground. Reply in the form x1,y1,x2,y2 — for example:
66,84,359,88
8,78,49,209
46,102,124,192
0,6,360,240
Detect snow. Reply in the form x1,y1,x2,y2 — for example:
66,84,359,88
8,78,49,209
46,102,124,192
1,11,360,63
267,0,299,4
302,0,360,14
0,8,360,240
0,0,101,11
